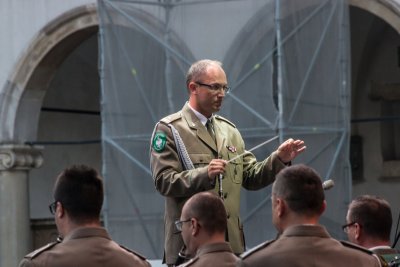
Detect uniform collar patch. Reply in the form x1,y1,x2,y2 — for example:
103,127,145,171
152,131,167,152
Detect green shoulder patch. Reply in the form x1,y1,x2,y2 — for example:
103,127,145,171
152,131,167,152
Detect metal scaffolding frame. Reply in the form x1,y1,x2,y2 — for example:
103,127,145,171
98,0,350,258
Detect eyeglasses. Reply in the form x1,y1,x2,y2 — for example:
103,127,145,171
342,222,357,233
49,201,57,215
174,218,191,232
195,81,230,94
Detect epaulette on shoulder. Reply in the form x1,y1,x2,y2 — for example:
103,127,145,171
214,115,236,128
178,256,199,267
160,112,182,124
240,239,276,259
119,245,147,261
24,241,60,259
340,240,374,255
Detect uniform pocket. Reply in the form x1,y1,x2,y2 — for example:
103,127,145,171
189,153,213,168
228,157,243,184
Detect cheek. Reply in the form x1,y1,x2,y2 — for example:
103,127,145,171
348,233,355,242
181,228,189,240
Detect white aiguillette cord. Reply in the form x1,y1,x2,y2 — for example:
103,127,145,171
218,135,279,198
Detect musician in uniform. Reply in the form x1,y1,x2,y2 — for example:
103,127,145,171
19,165,150,267
345,195,400,267
176,191,238,267
238,164,381,267
150,59,306,266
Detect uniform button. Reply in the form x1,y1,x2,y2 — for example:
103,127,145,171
224,192,228,199
227,212,230,219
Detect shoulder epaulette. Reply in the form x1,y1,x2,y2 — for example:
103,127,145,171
214,115,236,128
160,112,182,124
24,241,60,259
340,240,374,255
119,245,148,261
178,256,199,267
240,239,276,259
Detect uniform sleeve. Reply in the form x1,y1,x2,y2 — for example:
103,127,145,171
18,259,33,267
241,150,286,190
150,122,215,197
236,259,246,267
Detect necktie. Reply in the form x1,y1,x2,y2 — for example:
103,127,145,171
206,119,216,143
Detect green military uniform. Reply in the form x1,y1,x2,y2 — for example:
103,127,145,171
177,242,238,267
150,103,286,265
237,225,381,267
18,227,150,267
370,247,400,267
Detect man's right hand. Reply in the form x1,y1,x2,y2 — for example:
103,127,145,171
207,159,227,180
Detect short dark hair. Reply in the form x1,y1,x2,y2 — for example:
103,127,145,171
185,192,227,235
53,165,103,223
348,195,392,241
186,59,223,88
273,164,325,216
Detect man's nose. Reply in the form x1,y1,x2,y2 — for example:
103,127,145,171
217,89,226,97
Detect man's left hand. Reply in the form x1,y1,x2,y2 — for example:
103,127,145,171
276,138,306,164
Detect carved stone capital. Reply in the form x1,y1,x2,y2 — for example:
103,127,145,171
0,144,43,170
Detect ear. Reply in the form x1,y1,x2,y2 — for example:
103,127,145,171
191,218,200,236
57,202,65,218
320,200,327,214
276,198,285,218
354,223,361,240
188,82,197,94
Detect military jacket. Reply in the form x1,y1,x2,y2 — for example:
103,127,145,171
178,242,238,267
371,246,400,267
18,227,151,267
238,225,381,267
150,103,286,264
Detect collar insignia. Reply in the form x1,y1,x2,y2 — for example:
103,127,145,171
226,145,237,153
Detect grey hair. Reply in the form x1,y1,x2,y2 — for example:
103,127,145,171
186,59,223,88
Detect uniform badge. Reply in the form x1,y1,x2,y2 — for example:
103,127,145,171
226,145,237,153
152,131,167,152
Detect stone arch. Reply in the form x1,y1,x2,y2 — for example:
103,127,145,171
349,0,400,181
349,0,400,33
0,4,98,143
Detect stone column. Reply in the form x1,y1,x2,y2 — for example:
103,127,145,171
0,144,43,267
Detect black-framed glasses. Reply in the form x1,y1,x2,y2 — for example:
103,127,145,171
49,201,57,215
195,81,230,94
174,218,191,232
342,221,357,233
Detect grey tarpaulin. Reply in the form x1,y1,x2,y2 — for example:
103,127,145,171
98,0,350,259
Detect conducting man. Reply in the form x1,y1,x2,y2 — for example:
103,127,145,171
150,59,306,265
